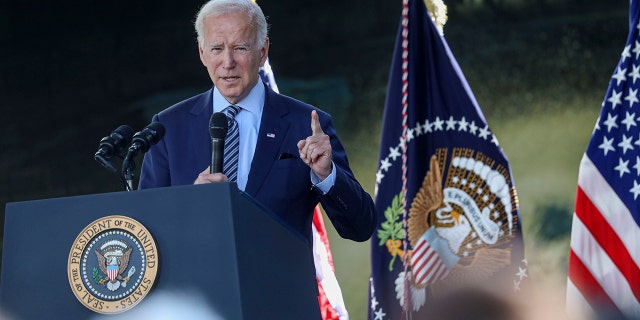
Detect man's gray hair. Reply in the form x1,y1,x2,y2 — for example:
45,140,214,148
194,0,268,49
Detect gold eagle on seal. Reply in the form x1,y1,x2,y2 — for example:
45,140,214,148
95,242,134,292
407,155,511,291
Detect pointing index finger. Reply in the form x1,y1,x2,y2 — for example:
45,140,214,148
311,110,324,136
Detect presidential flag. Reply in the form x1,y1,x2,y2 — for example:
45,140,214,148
368,0,527,318
566,1,640,319
259,59,348,320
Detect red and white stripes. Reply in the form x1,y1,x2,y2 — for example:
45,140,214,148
567,154,640,319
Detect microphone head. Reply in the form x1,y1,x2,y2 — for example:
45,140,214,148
132,122,166,153
112,124,135,147
145,122,166,144
97,124,135,158
209,112,228,139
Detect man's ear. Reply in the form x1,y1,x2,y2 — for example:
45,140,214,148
260,38,270,65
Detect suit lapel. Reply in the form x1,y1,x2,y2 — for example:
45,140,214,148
245,88,290,195
189,88,214,170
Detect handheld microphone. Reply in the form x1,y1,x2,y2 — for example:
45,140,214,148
94,125,135,173
209,112,228,173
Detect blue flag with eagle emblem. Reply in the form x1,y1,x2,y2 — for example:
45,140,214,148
368,0,527,319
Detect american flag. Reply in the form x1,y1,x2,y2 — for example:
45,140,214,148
566,1,640,318
368,0,526,319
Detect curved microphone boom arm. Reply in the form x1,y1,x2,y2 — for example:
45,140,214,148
121,122,166,191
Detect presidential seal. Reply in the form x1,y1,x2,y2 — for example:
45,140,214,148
68,215,158,314
379,148,522,312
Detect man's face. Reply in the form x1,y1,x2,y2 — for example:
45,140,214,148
198,12,268,105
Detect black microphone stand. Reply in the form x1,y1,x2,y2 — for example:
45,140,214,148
121,159,135,191
118,121,166,192
121,146,141,192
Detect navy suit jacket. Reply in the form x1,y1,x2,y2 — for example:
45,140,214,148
138,84,376,243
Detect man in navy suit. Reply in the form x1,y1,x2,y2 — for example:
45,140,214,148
138,0,376,244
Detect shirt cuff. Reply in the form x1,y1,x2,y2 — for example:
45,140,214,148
310,161,336,194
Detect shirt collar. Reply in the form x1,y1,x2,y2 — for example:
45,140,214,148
213,81,265,116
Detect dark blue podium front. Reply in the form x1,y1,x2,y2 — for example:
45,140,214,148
1,183,320,320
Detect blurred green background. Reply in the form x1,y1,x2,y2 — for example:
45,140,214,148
0,0,630,318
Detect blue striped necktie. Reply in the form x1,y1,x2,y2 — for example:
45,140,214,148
222,105,241,182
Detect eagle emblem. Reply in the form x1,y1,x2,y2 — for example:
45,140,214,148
390,152,517,311
68,215,158,314
94,240,136,292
